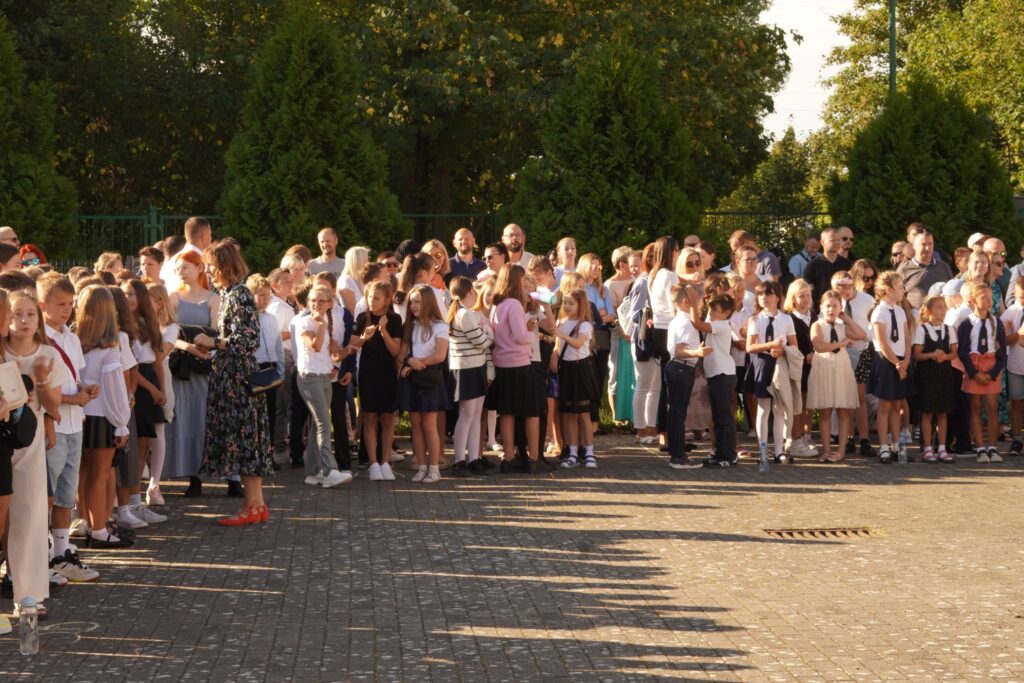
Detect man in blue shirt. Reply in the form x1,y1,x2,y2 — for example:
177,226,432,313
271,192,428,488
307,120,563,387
448,227,485,281
787,231,820,280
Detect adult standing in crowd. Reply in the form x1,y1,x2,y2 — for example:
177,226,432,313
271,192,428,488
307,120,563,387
160,217,211,291
1006,244,1024,306
837,226,856,261
308,227,346,276
478,243,508,281
897,227,952,310
0,226,20,247
501,223,534,267
449,228,486,281
983,237,1010,304
724,231,781,282
788,231,820,280
648,236,680,437
195,242,274,525
802,227,851,310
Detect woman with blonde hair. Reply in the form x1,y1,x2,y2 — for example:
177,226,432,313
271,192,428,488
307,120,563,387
422,239,452,291
338,246,370,313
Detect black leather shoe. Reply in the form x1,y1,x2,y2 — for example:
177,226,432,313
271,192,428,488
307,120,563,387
499,458,528,474
535,456,558,472
183,476,202,498
226,480,244,498
467,459,489,475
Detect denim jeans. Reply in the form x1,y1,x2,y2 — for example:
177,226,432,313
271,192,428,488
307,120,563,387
665,360,695,460
707,373,737,461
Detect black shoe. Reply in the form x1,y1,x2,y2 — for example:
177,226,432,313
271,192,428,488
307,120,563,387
702,457,733,468
106,522,136,541
535,456,558,472
774,453,791,464
683,442,697,452
499,458,529,474
1,573,12,599
183,476,202,498
86,533,132,549
668,456,702,470
467,458,489,475
226,479,244,498
859,439,876,458
290,458,305,469
479,455,496,470
451,461,471,477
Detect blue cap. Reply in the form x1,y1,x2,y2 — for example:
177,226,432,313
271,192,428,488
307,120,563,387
941,279,964,297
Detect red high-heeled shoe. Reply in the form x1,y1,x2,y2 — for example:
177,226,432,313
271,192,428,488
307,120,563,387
256,505,269,523
216,507,259,527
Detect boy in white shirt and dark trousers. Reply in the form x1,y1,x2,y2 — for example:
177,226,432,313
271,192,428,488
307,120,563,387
664,283,711,469
701,295,738,467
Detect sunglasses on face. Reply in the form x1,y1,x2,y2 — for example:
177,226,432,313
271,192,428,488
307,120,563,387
484,254,498,261
21,257,40,267
863,274,877,281
685,260,700,268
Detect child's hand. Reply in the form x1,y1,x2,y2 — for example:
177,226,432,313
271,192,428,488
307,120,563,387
975,372,990,385
32,356,54,384
339,372,352,386
696,344,712,358
150,388,165,405
361,324,378,341
526,318,538,332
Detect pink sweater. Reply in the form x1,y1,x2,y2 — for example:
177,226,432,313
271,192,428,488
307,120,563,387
489,298,533,368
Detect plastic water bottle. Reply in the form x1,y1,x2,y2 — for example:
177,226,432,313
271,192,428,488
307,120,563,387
19,597,38,656
758,443,770,473
897,432,908,464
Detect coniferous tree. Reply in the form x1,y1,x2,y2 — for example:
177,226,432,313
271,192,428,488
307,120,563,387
508,40,703,257
220,11,406,267
828,73,1013,262
0,14,75,256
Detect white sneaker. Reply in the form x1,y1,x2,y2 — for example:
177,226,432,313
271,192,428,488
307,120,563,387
801,435,818,452
304,473,324,486
50,567,69,587
70,517,90,538
322,469,353,488
390,449,406,463
422,465,441,484
490,442,504,453
380,463,395,480
411,466,428,483
133,504,167,524
146,486,165,506
368,463,383,481
117,506,148,529
51,550,100,582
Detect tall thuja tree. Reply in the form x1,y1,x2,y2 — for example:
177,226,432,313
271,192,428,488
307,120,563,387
508,40,702,256
828,73,1013,262
220,11,406,268
0,14,75,255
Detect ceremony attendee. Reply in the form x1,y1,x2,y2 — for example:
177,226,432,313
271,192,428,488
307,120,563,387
802,227,851,310
160,217,212,291
788,231,820,281
449,228,486,281
501,223,534,267
897,227,952,311
308,227,346,276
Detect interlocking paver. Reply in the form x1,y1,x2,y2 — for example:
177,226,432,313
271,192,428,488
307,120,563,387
2,434,1023,680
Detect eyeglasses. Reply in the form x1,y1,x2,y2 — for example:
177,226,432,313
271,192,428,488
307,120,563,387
742,257,757,263
863,274,877,281
21,257,40,267
842,237,854,242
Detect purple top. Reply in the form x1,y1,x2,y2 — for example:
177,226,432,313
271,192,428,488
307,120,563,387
490,298,533,368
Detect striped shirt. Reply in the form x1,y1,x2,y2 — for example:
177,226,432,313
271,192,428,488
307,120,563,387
449,307,493,370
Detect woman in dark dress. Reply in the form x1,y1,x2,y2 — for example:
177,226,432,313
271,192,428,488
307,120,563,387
194,242,274,526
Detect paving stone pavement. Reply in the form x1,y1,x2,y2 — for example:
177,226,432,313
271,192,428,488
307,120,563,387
2,434,1024,681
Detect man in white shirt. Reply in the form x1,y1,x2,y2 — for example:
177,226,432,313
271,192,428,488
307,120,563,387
308,227,346,276
159,217,212,291
501,223,534,267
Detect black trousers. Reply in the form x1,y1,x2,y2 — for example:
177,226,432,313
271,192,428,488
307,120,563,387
259,362,278,447
289,372,309,464
651,328,670,431
708,373,737,461
664,360,695,460
331,382,351,471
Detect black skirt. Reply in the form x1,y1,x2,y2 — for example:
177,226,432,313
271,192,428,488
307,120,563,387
557,358,600,414
914,360,955,414
358,358,399,413
743,353,776,399
397,366,451,413
452,365,488,401
868,354,909,401
487,364,542,418
83,415,116,449
134,362,166,438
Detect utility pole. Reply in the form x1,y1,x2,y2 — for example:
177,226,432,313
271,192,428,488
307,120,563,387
888,0,896,96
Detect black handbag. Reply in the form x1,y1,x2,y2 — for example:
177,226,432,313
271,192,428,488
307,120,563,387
247,366,283,395
168,324,217,379
409,363,444,389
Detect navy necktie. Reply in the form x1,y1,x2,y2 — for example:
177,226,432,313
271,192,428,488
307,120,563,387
978,319,989,353
889,307,899,343
844,299,852,317
830,324,839,343
765,316,775,343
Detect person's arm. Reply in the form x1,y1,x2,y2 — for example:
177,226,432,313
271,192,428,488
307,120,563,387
674,340,711,360
812,321,843,354
380,317,402,358
746,331,775,355
554,324,590,350
957,320,979,378
503,301,534,347
840,311,866,340
300,316,326,352
1005,315,1021,347
912,342,931,362
99,353,132,440
33,356,63,418
208,293,221,326
462,311,494,351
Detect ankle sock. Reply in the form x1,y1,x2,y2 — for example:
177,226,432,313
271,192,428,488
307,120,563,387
568,445,578,457
129,493,142,507
584,445,594,457
52,529,70,557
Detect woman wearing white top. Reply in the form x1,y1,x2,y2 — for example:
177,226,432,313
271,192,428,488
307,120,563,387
338,246,370,314
648,236,680,436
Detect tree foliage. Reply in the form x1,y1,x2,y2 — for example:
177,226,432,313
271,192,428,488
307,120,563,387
219,10,406,270
719,127,817,214
508,41,701,257
828,74,1013,262
0,13,75,255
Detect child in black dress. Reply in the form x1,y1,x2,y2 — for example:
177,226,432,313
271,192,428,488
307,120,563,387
912,295,957,463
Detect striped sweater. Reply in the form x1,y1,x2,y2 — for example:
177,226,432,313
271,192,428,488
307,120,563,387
449,307,493,370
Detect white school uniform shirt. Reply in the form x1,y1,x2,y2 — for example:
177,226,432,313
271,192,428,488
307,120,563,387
267,295,296,356
870,302,908,357
961,313,1001,355
410,320,449,360
703,319,736,378
558,319,592,362
667,311,699,367
81,347,131,436
118,332,138,372
750,310,795,346
844,290,874,351
730,303,752,367
46,323,85,434
132,339,157,364
912,322,950,349
944,305,969,330
295,315,334,375
1004,305,1024,375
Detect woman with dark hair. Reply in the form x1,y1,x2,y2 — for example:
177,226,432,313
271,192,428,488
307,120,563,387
195,241,274,525
648,236,680,439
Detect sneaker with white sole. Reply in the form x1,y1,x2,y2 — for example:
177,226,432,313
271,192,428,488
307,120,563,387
117,506,148,529
51,549,100,582
322,469,353,488
146,486,165,506
422,465,441,484
70,517,90,538
583,455,598,469
411,466,428,482
133,505,167,524
368,463,383,481
976,449,990,463
380,463,395,480
304,473,324,486
50,567,69,587
390,449,406,463
988,447,1002,463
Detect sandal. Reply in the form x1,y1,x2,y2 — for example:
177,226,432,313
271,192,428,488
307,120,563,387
922,447,937,463
216,507,259,527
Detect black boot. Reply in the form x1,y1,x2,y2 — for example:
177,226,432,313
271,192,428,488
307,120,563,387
226,479,244,498
183,476,202,498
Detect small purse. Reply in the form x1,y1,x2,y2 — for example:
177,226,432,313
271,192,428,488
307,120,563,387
247,367,283,395
409,363,444,389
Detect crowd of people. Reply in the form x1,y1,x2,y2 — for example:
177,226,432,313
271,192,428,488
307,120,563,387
0,217,1022,634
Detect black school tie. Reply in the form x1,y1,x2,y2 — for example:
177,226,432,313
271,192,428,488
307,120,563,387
765,316,775,343
830,324,839,343
978,320,988,353
889,307,899,343
844,299,853,317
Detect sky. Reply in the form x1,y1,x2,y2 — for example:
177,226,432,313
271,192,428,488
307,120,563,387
760,0,856,141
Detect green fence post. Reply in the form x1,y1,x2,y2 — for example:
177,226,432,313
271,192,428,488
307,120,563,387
143,206,161,247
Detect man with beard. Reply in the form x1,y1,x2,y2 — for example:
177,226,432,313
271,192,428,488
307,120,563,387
308,227,346,276
801,227,851,311
502,223,534,267
449,227,485,281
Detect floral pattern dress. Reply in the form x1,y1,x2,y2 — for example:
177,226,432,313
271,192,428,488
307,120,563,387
201,282,274,479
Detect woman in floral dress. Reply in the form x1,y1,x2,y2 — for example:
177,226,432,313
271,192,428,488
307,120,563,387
195,241,274,526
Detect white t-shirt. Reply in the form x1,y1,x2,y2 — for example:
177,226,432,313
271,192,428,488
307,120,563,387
730,303,752,367
5,344,67,413
870,302,908,357
703,319,735,378
844,291,875,351
667,311,699,366
132,339,157,364
749,310,795,346
162,323,180,351
337,274,361,302
46,323,85,434
119,332,138,372
410,320,449,360
650,269,679,329
558,319,592,362
267,296,296,352
1003,305,1024,374
295,315,334,375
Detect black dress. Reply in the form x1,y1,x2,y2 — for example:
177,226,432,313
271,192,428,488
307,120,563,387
354,310,403,413
791,313,814,391
914,324,955,414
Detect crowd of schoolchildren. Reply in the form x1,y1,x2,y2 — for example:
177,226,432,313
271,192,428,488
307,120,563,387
0,218,1022,634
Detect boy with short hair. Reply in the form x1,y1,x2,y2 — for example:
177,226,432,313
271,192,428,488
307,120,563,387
38,273,100,582
701,295,739,466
